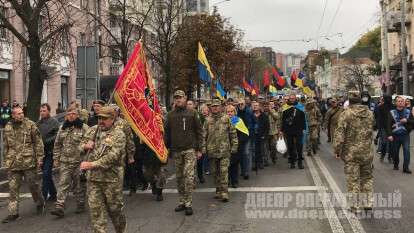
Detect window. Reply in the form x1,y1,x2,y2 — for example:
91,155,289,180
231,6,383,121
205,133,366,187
61,76,68,109
111,47,120,64
80,33,86,46
80,0,88,10
0,6,7,40
61,29,70,55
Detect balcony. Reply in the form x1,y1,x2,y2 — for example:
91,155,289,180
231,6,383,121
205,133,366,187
387,10,412,33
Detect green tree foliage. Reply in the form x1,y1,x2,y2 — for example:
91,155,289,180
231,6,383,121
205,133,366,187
347,27,381,63
172,8,244,98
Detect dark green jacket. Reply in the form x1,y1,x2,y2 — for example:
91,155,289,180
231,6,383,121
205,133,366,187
165,107,203,152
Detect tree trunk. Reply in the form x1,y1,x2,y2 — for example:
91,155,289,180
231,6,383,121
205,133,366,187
26,46,44,121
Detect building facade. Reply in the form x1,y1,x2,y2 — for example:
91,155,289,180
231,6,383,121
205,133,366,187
383,0,414,94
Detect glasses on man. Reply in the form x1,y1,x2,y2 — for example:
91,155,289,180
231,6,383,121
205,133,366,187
98,116,109,120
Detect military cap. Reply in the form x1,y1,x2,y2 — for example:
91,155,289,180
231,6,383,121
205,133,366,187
174,90,186,97
109,104,120,112
348,90,361,103
97,106,116,118
93,99,106,105
211,99,222,106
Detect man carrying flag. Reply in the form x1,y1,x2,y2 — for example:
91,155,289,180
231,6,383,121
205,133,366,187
165,90,203,216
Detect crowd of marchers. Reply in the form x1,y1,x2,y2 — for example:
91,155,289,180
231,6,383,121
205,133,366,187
0,89,412,231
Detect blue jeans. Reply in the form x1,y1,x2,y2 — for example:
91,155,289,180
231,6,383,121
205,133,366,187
42,154,56,200
392,134,411,170
240,139,252,176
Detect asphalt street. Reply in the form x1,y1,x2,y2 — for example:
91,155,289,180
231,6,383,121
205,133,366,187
0,133,412,233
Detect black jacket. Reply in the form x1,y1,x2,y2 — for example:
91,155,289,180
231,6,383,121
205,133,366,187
165,107,203,152
281,106,306,136
252,112,269,140
37,117,60,153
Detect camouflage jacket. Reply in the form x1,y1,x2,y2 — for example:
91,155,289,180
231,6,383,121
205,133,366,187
3,118,44,171
333,105,374,161
306,104,322,127
267,109,282,136
114,117,135,162
80,125,126,183
54,121,89,164
202,113,238,158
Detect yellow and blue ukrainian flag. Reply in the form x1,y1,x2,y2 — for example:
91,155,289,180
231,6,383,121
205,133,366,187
198,42,214,85
216,80,226,100
230,116,249,135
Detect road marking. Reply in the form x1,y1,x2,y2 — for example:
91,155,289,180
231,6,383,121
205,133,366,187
314,156,366,233
305,156,345,233
0,186,320,198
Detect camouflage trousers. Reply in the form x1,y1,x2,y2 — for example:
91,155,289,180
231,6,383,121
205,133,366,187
344,159,374,209
8,169,44,215
143,162,166,189
266,135,277,163
307,126,319,153
209,157,230,198
56,163,86,209
173,149,196,207
87,181,126,233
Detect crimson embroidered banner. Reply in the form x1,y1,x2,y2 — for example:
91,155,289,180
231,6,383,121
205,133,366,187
114,41,168,163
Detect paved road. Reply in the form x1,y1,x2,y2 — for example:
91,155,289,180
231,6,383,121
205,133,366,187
0,134,411,233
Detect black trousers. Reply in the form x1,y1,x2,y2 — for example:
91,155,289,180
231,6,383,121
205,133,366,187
124,156,146,190
286,134,303,164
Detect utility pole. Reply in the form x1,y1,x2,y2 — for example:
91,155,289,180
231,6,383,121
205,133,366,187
381,0,392,95
401,0,409,95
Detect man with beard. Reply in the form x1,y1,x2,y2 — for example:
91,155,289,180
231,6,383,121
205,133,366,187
281,94,306,169
51,106,89,217
80,106,127,233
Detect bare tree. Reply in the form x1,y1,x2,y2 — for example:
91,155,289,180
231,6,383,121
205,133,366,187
84,0,154,67
342,59,376,93
145,0,185,109
0,0,73,120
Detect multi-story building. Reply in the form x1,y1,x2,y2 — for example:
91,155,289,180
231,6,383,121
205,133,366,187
251,47,276,67
0,0,160,114
185,0,209,15
382,0,414,94
275,53,286,74
285,53,304,75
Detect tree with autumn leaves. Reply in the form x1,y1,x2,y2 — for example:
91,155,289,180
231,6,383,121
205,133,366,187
171,8,245,99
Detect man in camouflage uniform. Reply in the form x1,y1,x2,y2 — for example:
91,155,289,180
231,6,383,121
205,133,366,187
264,100,281,164
80,106,127,233
111,105,136,194
305,99,322,156
51,106,89,217
324,98,343,144
202,99,238,202
2,106,45,223
165,90,203,216
334,91,374,214
69,100,89,124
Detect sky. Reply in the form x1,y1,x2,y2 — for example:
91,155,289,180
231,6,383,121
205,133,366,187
215,0,381,54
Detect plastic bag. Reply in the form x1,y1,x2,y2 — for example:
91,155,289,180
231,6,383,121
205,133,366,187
276,136,287,154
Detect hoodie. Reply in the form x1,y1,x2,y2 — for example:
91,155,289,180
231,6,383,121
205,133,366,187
333,104,375,160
